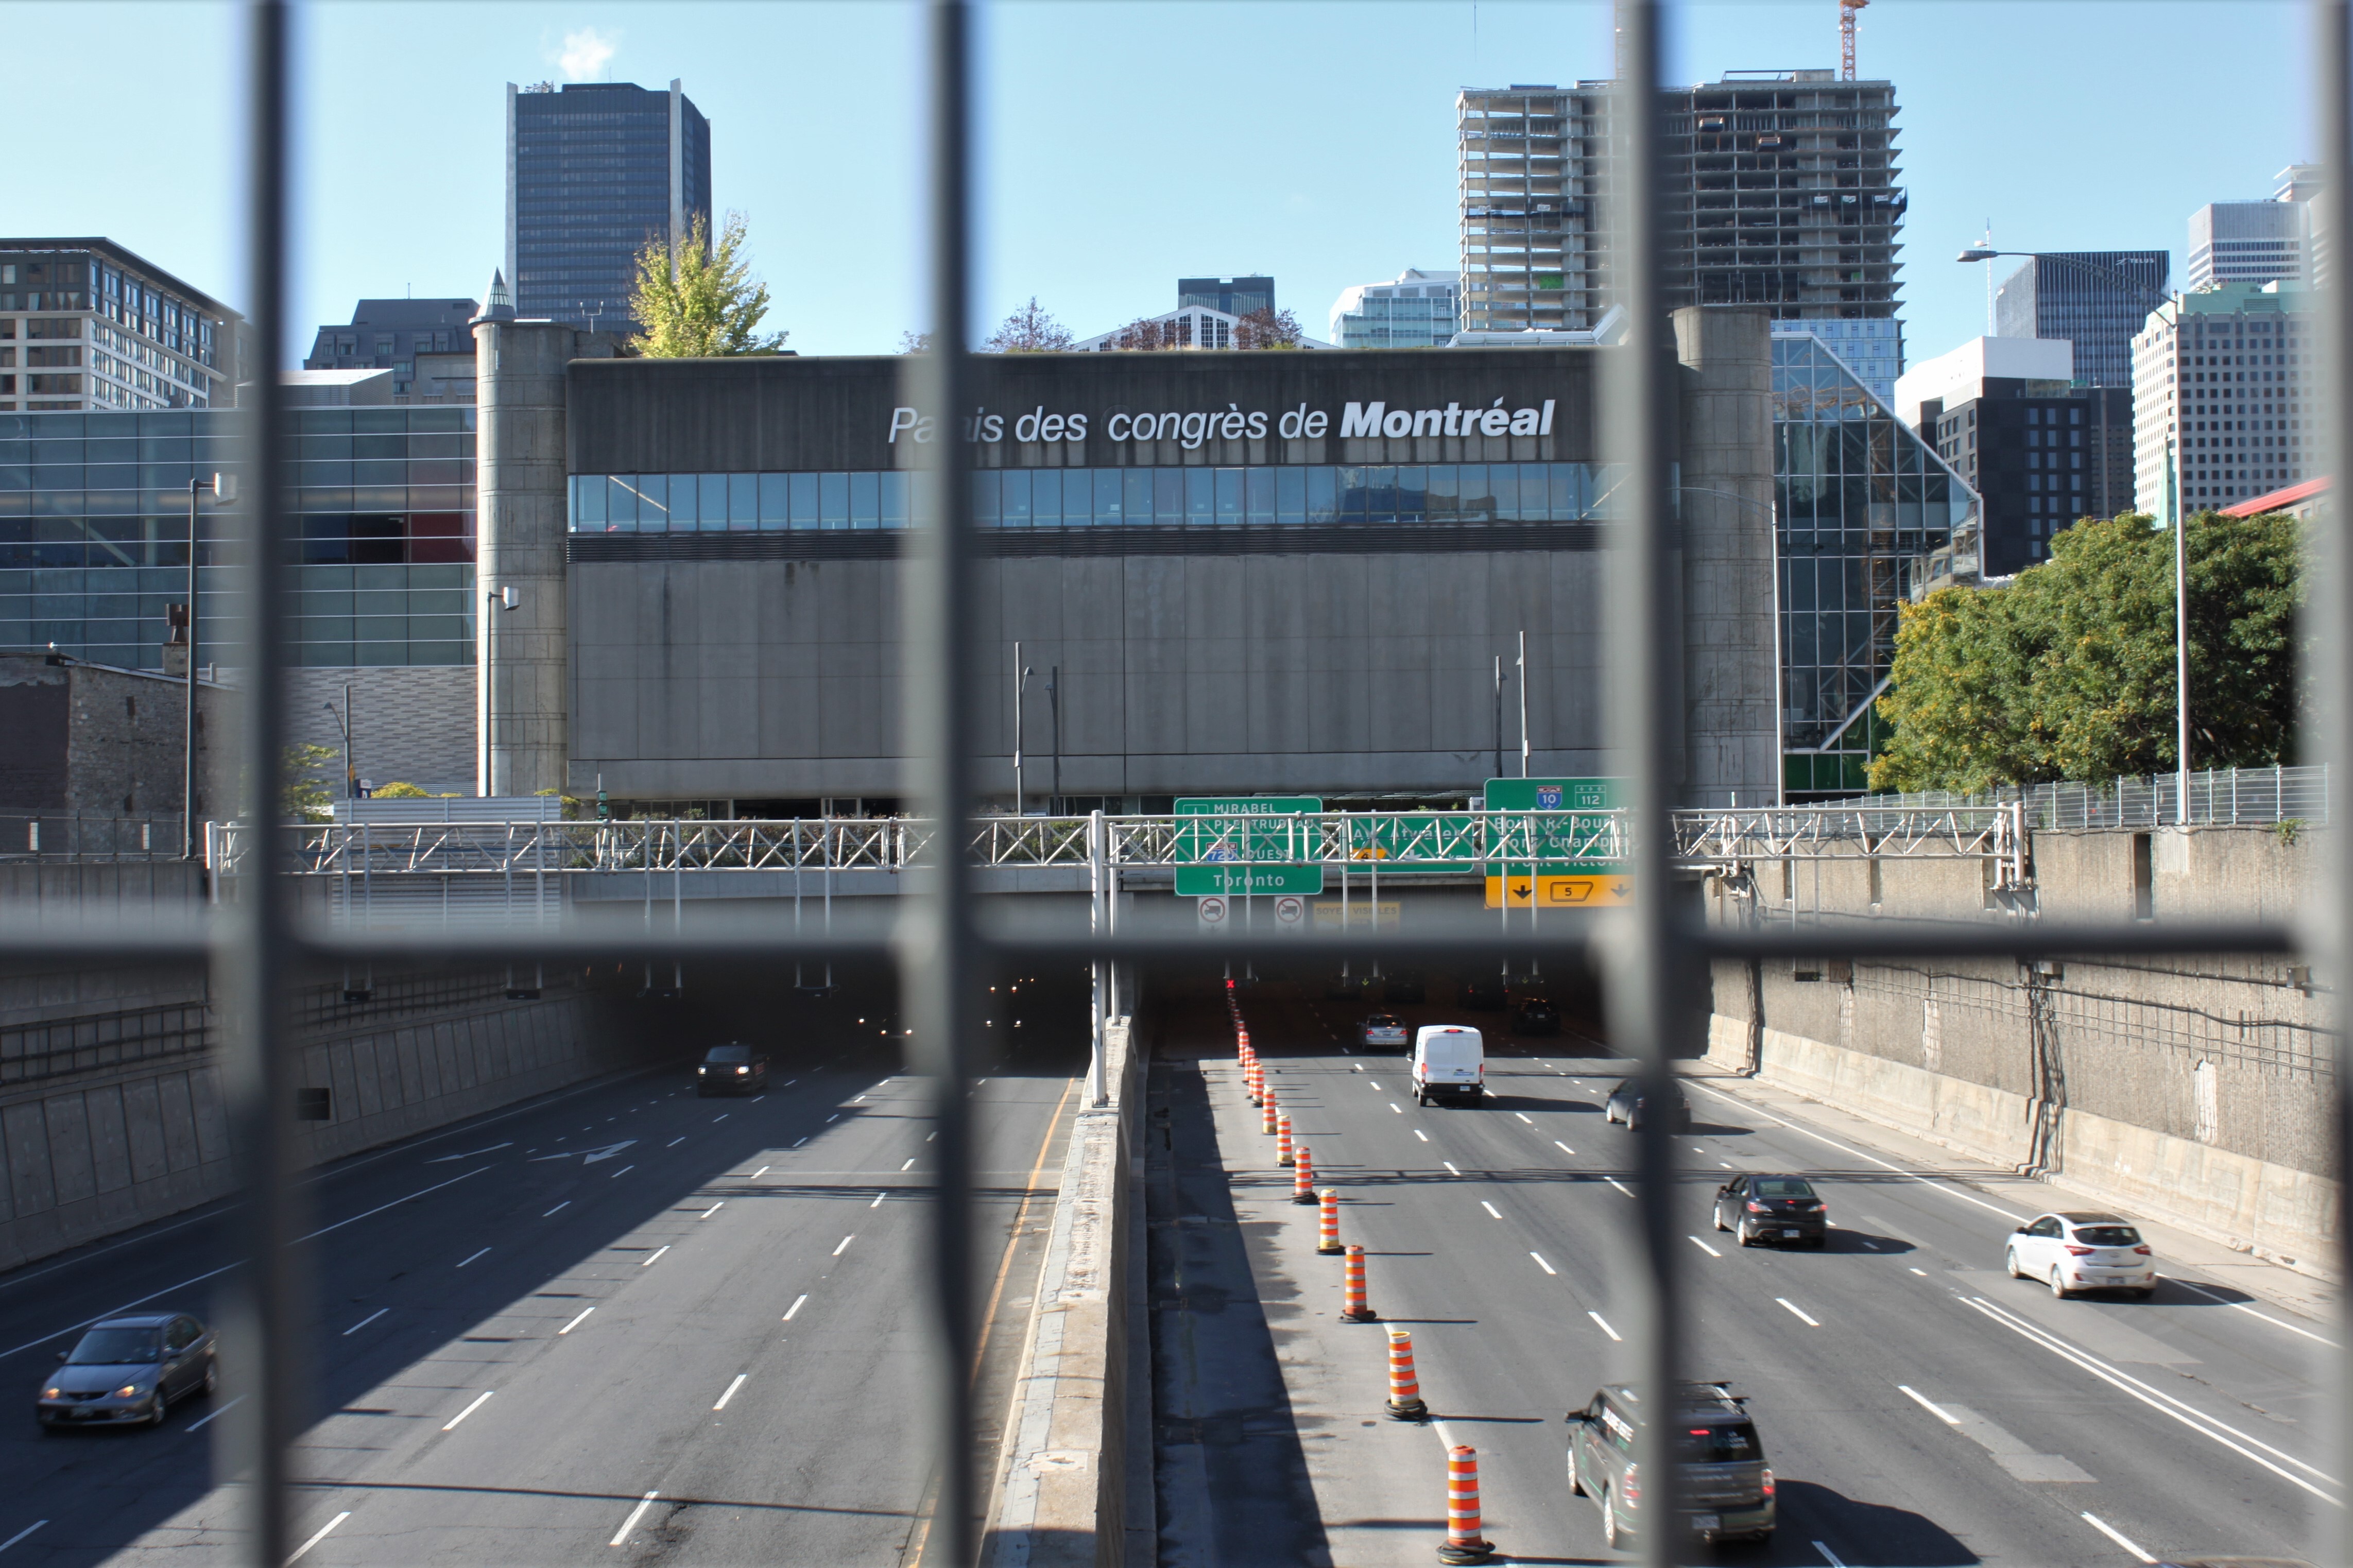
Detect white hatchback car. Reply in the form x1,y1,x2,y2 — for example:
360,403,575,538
2004,1211,2156,1299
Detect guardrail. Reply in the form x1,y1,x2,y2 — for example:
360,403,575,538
1865,764,2329,832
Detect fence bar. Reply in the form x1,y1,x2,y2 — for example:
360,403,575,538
216,4,301,1564
2311,6,2353,1566
1600,6,1684,1565
902,2,980,1560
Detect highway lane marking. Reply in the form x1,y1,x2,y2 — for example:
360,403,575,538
1719,1162,1734,1169
1390,1102,1403,1114
343,1308,389,1335
609,1492,660,1548
701,1202,725,1219
1689,1236,1722,1258
1896,1384,1962,1425
1413,1130,1429,1142
299,1166,493,1243
1554,1140,1575,1155
558,1308,595,1335
1531,1253,1558,1276
783,1079,798,1087
1811,1545,1845,1567
1910,1267,1928,1276
642,1247,669,1267
1777,1298,1822,1328
753,1166,770,1178
441,1391,494,1431
712,1114,729,1123
714,1374,747,1410
751,1095,766,1102
1368,1081,1382,1090
871,1192,888,1208
184,1395,242,1432
1480,1201,1502,1219
2168,1278,2339,1347
1515,1113,1534,1125
852,1094,868,1103
1605,1178,1634,1197
543,1202,570,1217
0,1522,47,1555
793,1138,810,1148
2079,1512,2155,1563
456,1248,490,1268
903,1158,918,1170
783,1295,808,1321
1588,1311,1621,1341
1960,1294,2337,1502
825,1114,840,1124
666,1138,686,1148
927,1131,937,1141
425,1142,512,1164
1352,1065,1363,1072
833,1235,855,1256
286,1511,351,1564
608,1165,634,1179
1442,1161,1464,1176
1685,1081,2025,1222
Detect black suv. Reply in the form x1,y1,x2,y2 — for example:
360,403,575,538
1568,1381,1775,1548
696,1043,769,1096
1715,1173,1827,1248
1513,996,1560,1036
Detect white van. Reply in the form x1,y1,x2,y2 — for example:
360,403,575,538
1411,1025,1485,1105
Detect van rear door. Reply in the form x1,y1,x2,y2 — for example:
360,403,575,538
1416,1027,1484,1082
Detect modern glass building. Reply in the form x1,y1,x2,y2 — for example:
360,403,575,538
506,80,711,334
1329,269,1463,350
1994,251,2169,390
1773,329,1978,797
0,239,241,416
0,406,475,671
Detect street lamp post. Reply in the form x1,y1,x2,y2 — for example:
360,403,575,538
1012,643,1034,816
323,686,356,801
1046,664,1061,815
180,472,233,860
1955,246,2190,824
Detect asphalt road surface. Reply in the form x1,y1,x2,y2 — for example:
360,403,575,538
1154,980,2332,1566
0,978,1084,1565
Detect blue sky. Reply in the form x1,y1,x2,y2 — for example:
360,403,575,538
8,2,2315,367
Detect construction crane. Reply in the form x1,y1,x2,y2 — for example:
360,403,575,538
1841,0,1869,80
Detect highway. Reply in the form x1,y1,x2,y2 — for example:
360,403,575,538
0,976,1084,1566
1152,980,2333,1566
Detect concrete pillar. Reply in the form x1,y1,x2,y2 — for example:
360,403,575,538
472,317,575,798
1673,305,1780,807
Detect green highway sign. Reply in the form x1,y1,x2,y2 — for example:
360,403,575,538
1175,796,1324,898
1175,864,1327,897
1482,777,1620,813
1175,796,1322,816
1481,777,1624,874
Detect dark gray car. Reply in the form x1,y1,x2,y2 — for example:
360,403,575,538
1567,1381,1775,1548
39,1313,217,1430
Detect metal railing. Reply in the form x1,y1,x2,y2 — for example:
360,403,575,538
1867,764,2330,832
0,811,190,862
3,7,2346,1568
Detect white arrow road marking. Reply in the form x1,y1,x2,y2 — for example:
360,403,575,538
529,1140,635,1165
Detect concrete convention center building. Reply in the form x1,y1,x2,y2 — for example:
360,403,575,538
472,308,1789,813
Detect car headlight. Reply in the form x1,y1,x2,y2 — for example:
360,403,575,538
42,1386,62,1400
116,1383,147,1398
735,1065,749,1074
697,1066,707,1074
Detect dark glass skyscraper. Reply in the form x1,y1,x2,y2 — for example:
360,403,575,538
505,80,711,334
1994,251,2169,389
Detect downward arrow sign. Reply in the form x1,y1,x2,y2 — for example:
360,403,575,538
530,1140,637,1164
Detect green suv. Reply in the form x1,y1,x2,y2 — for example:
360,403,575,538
1567,1381,1775,1549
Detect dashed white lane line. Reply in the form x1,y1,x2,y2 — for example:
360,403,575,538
343,1308,389,1335
712,1114,729,1123
609,1492,661,1548
1588,1310,1621,1341
783,1078,799,1087
0,1521,49,1555
1689,1236,1722,1258
608,1165,634,1179
2169,1278,2339,1347
1812,1544,1846,1567
1896,1384,1962,1425
666,1138,686,1148
783,1294,808,1322
1480,1201,1502,1219
1531,1252,1558,1276
852,1094,868,1103
184,1395,243,1432
1719,1161,1735,1169
543,1201,570,1217
1390,1102,1403,1114
441,1391,494,1431
456,1247,490,1268
2079,1512,2155,1563
1368,1081,1382,1090
1777,1298,1821,1327
1554,1140,1575,1156
825,1114,839,1124
701,1202,725,1219
1909,1267,1929,1277
793,1137,810,1148
833,1235,855,1257
642,1246,669,1267
1685,1080,2025,1222
1413,1130,1429,1143
714,1374,748,1411
558,1308,595,1335
1442,1161,1463,1177
286,1511,351,1564
1605,1178,1634,1198
752,1166,770,1178
1515,1112,1534,1125
870,1192,888,1208
902,1157,917,1170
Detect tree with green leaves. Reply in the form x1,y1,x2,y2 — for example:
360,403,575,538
282,743,341,822
1869,510,2306,792
627,211,788,358
984,298,1073,353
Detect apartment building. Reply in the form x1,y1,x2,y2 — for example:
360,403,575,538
2133,282,2318,519
0,239,240,415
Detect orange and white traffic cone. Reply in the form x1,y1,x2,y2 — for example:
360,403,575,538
1316,1187,1343,1254
1294,1143,1317,1203
1246,1062,1262,1106
1262,1085,1280,1135
1276,1114,1295,1166
1385,1328,1428,1421
1341,1243,1377,1322
1437,1445,1493,1562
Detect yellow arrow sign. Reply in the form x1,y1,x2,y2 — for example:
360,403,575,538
1485,874,1634,909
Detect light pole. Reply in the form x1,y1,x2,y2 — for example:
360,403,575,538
1012,644,1034,815
1046,664,1062,815
1955,247,2190,823
180,472,234,859
1516,628,1530,777
485,583,519,797
322,691,356,802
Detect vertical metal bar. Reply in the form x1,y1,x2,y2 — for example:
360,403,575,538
2309,7,2353,1563
1599,7,1684,1567
184,478,202,859
902,2,979,1559
217,6,299,1563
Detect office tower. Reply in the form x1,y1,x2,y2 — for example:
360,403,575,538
1993,251,2169,389
2134,282,2318,517
1459,71,1909,403
2187,167,2320,291
1328,269,1463,348
1177,276,1275,319
1908,352,2135,576
506,79,711,332
0,239,238,415
305,297,482,402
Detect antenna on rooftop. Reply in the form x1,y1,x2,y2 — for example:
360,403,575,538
1840,0,1868,80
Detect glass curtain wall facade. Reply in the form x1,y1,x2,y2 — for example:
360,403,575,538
0,408,475,670
509,81,711,333
1774,330,1978,797
1993,251,2170,390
